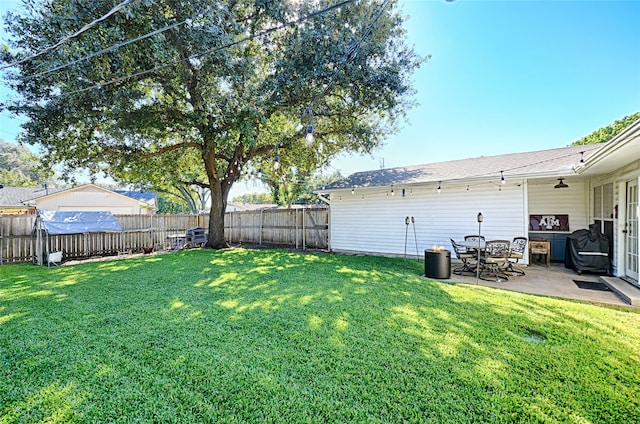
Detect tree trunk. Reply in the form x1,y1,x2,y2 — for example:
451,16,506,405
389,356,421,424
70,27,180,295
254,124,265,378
207,180,227,249
202,147,228,249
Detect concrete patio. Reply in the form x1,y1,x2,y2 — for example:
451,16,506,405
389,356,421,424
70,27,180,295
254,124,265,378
438,261,640,308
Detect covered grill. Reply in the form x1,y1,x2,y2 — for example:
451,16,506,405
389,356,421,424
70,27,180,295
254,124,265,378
564,224,610,275
185,227,207,248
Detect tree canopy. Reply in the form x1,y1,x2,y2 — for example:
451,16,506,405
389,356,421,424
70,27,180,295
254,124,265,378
2,0,422,247
572,112,640,146
0,140,53,186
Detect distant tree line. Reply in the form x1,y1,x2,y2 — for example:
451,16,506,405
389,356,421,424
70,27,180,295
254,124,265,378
0,141,53,187
571,112,640,145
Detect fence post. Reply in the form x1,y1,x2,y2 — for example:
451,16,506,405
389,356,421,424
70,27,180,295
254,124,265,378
259,209,263,245
303,208,307,250
294,209,298,249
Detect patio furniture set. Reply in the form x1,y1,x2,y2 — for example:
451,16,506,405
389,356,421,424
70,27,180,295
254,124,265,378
450,236,528,282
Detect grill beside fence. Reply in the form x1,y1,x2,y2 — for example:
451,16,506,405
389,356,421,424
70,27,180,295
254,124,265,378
0,207,328,264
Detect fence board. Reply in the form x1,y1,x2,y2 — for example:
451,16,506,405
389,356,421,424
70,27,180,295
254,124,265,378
224,207,327,249
0,208,327,264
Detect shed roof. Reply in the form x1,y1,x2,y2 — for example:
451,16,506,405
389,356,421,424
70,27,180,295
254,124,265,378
115,190,157,206
323,143,602,191
1,184,157,213
36,210,123,235
0,186,66,207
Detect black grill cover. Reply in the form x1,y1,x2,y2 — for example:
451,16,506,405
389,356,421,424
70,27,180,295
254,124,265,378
565,224,610,274
186,227,207,244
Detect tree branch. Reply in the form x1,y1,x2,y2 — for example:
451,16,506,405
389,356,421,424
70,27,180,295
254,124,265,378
140,142,202,159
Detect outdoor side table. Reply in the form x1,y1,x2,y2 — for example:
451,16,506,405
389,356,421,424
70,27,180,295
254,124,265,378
529,239,550,267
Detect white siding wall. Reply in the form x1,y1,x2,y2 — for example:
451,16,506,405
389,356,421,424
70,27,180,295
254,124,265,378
330,182,527,257
36,187,146,214
527,179,589,232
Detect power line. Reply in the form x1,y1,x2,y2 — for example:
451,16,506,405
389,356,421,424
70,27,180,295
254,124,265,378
1,0,136,70
60,0,358,97
311,0,392,104
32,18,188,80
30,4,219,80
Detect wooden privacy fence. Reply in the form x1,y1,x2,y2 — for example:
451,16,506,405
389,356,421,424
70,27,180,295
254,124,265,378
0,207,328,264
224,207,328,250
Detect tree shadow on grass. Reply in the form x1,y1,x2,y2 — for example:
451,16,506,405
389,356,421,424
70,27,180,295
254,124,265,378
1,248,639,422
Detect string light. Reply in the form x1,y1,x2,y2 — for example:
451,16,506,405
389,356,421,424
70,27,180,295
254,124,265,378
305,124,314,145
39,0,362,97
328,148,593,197
273,145,280,170
305,106,314,145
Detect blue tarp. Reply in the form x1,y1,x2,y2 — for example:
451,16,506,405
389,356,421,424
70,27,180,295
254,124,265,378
36,210,123,235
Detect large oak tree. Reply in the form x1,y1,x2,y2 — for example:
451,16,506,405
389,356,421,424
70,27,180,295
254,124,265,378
2,0,422,248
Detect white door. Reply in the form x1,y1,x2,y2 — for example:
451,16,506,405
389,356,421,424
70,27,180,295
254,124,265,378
625,179,639,283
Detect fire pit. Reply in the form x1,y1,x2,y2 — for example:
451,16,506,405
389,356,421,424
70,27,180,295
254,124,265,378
425,247,451,279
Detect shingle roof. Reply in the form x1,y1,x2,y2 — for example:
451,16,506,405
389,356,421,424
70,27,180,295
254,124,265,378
0,186,157,207
115,190,157,206
323,143,603,190
0,186,66,206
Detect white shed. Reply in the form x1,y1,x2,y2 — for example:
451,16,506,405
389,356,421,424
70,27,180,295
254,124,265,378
27,184,155,215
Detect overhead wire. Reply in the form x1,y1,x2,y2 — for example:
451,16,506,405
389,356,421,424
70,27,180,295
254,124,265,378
28,3,220,80
53,0,359,97
310,0,392,104
32,18,190,80
1,0,136,70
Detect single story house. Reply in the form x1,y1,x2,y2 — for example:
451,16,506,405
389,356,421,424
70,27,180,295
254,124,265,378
318,118,640,286
0,184,156,215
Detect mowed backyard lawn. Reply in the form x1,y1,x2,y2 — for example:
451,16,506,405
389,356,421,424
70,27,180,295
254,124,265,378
1,248,639,423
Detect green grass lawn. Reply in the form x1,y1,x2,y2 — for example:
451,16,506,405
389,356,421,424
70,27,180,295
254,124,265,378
1,248,639,423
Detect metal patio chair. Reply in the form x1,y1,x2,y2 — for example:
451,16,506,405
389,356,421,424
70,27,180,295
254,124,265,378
479,240,511,282
505,236,527,276
450,239,477,276
464,235,485,255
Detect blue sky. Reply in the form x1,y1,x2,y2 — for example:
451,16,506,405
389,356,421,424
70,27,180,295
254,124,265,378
1,0,639,191
330,0,640,176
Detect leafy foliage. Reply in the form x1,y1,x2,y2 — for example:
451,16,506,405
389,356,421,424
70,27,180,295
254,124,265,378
0,141,53,186
572,112,640,145
232,192,273,204
1,0,422,247
269,170,342,206
1,249,638,422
